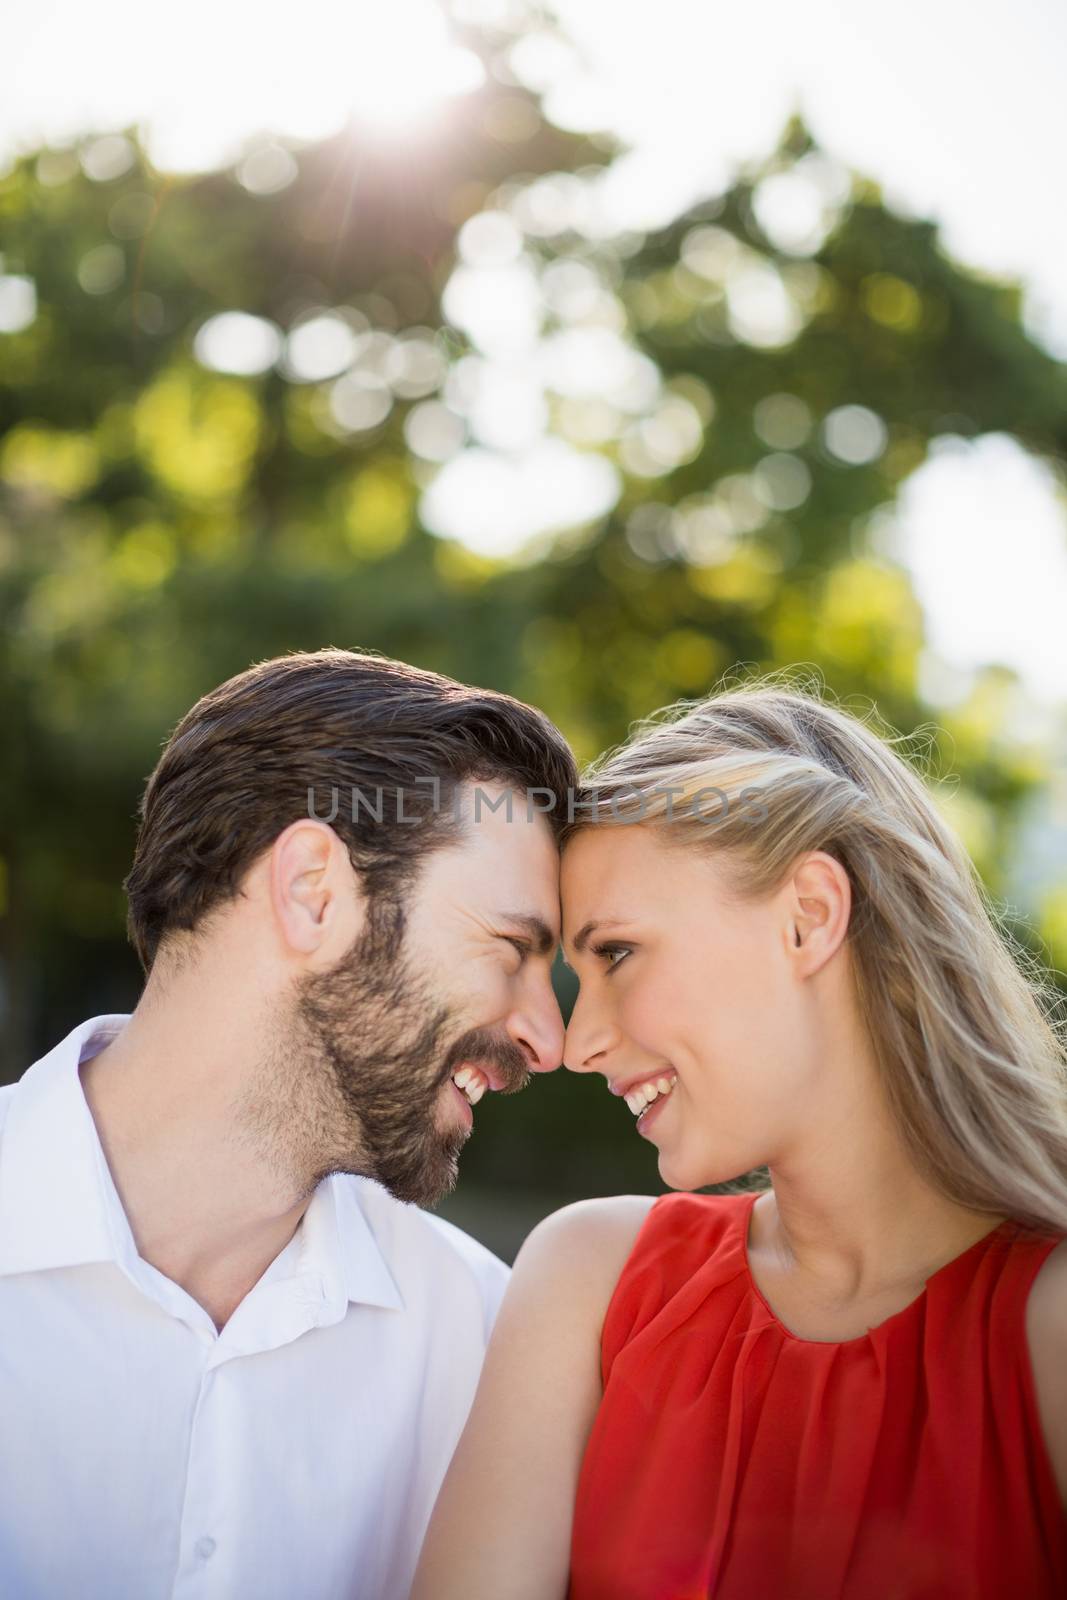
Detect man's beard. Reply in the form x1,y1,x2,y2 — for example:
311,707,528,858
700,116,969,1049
288,893,532,1207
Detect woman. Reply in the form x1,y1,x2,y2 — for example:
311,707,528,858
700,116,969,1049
410,679,1067,1600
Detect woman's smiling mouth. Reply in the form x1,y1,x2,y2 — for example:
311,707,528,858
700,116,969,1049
608,1071,679,1133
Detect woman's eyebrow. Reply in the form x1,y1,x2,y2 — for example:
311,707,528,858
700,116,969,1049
571,919,604,954
563,918,631,964
563,921,630,966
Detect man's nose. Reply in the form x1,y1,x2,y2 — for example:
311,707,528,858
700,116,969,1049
507,981,565,1074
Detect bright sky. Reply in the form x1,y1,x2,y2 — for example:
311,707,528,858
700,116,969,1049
4,0,1066,707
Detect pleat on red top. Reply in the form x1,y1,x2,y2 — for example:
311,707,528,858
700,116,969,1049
568,1191,1067,1600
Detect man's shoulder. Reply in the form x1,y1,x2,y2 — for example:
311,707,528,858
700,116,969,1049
357,1177,509,1287
418,1207,511,1291
340,1176,510,1331
0,1081,16,1141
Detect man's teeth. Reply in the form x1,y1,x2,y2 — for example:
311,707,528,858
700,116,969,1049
624,1075,677,1118
451,1066,488,1106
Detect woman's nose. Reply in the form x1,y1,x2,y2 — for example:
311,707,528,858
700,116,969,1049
563,993,614,1074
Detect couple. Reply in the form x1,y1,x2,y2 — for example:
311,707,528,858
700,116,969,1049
1,648,1065,1600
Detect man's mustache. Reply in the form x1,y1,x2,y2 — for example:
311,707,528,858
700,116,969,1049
439,1024,532,1096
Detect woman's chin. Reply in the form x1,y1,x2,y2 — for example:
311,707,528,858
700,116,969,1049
657,1152,714,1192
658,1148,751,1193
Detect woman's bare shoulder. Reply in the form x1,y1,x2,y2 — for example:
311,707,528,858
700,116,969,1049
1026,1235,1067,1507
502,1195,661,1326
515,1194,659,1286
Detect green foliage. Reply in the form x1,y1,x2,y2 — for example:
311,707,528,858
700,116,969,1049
1,103,1062,1205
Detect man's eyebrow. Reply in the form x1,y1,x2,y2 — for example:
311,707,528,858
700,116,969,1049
499,912,558,956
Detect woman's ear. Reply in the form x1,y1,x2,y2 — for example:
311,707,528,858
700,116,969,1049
788,850,851,974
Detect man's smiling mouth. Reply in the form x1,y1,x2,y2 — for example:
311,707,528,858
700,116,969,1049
450,1065,490,1106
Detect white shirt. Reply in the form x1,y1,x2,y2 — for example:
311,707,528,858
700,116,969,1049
0,1015,510,1600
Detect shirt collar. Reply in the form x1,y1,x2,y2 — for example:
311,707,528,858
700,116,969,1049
0,1014,404,1313
0,1014,125,1276
328,1174,404,1312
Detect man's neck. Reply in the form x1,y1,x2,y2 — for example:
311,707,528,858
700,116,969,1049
79,1002,318,1332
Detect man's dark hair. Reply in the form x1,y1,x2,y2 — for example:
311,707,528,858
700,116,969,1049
124,648,577,975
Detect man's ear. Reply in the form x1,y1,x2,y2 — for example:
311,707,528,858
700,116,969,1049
268,819,366,961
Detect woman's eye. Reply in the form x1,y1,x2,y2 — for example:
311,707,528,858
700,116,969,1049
594,943,631,972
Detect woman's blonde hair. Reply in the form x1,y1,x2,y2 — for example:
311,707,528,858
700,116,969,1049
568,669,1067,1234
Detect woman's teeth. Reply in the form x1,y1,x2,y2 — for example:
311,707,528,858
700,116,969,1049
451,1066,488,1106
624,1075,677,1118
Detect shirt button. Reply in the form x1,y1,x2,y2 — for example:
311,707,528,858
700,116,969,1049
194,1536,216,1560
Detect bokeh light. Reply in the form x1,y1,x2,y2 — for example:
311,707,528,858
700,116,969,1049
194,313,283,376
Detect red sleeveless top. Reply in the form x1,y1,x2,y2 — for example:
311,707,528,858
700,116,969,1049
568,1191,1067,1600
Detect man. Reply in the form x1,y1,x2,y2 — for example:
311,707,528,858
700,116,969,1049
0,647,576,1600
